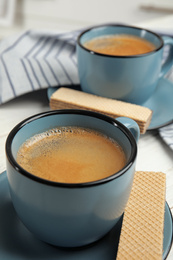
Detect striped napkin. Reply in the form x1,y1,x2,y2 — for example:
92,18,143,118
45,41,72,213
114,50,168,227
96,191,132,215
0,29,81,104
0,28,172,150
159,124,173,150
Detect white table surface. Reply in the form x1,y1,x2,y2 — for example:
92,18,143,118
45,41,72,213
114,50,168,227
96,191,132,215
0,14,173,259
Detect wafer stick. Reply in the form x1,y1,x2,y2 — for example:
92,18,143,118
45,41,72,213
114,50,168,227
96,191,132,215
50,87,152,134
116,171,166,260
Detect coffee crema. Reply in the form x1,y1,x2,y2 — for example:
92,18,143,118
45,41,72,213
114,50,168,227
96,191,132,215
16,127,126,183
83,34,156,56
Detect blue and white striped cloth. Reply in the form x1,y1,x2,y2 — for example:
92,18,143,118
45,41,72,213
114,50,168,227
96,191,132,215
0,29,81,104
159,124,173,150
0,28,172,150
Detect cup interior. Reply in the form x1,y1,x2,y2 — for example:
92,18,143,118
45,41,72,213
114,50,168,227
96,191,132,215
7,110,136,185
78,24,163,54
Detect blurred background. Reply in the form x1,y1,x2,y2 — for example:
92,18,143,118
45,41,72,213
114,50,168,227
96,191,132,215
0,0,173,39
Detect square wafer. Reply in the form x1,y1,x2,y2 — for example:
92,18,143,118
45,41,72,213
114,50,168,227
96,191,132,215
49,87,152,134
116,171,166,260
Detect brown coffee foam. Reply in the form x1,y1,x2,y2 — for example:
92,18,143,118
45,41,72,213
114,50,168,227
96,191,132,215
84,35,155,56
49,88,152,134
17,126,126,183
116,171,166,260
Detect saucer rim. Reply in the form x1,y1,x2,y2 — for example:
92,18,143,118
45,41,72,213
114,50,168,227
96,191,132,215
164,201,173,260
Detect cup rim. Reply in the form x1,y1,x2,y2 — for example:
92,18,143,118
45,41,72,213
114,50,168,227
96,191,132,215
6,109,137,188
77,23,164,58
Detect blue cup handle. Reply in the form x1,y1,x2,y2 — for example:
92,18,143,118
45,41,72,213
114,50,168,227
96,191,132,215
116,117,140,142
159,36,173,78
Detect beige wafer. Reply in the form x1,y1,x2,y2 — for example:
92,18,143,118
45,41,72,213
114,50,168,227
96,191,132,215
116,171,166,260
49,87,152,134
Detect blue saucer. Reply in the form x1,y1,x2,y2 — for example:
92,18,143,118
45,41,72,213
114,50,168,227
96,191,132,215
47,77,173,131
142,77,173,130
0,171,172,259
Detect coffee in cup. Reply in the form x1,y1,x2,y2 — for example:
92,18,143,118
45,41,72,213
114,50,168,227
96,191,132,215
83,34,156,56
16,126,126,183
6,110,139,247
77,24,173,104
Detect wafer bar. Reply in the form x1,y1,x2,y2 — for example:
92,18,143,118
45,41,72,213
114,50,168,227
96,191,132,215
116,171,166,260
50,88,152,134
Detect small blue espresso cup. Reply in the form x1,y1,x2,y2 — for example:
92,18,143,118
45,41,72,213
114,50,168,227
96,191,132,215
77,24,173,104
6,109,139,247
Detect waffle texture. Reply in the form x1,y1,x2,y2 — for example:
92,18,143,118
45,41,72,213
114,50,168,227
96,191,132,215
50,87,152,134
116,171,166,260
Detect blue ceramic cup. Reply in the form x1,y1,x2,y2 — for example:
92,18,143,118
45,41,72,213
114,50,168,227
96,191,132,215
77,24,173,104
6,109,139,247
